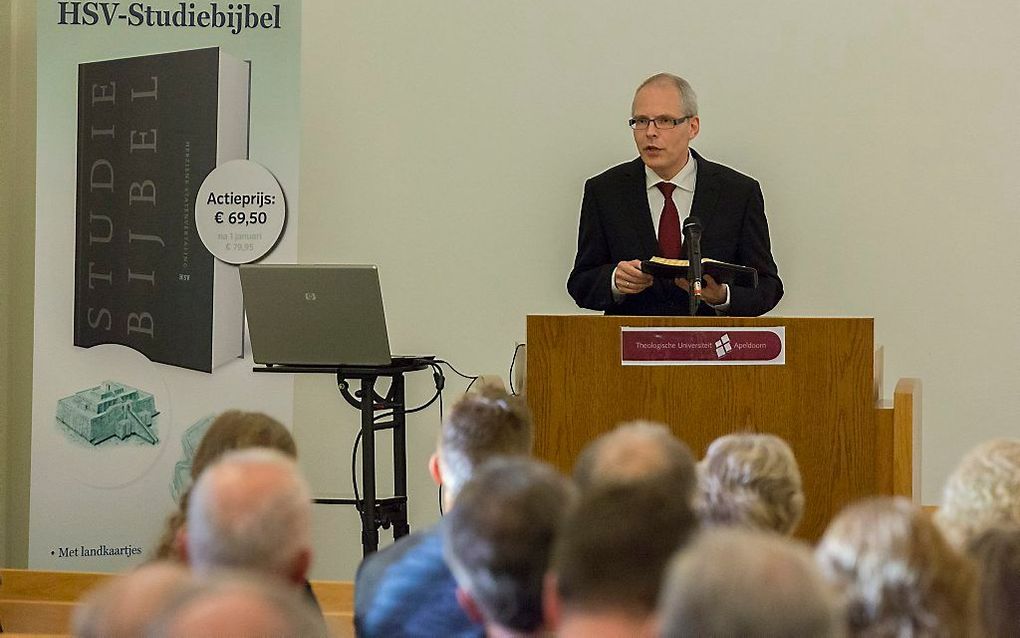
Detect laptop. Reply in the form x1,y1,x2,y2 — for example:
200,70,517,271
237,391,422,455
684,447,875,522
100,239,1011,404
240,264,395,366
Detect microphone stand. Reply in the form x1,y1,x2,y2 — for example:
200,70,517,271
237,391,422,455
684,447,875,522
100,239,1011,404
683,216,703,316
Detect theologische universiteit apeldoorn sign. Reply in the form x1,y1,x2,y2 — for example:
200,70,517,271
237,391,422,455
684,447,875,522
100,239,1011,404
620,326,786,366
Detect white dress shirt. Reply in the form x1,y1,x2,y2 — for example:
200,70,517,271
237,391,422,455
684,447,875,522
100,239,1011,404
610,150,730,311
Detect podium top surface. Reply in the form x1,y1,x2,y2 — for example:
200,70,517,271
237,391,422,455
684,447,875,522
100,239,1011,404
527,314,874,321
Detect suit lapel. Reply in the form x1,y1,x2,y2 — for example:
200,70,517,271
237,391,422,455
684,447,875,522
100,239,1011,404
690,148,721,222
625,158,660,257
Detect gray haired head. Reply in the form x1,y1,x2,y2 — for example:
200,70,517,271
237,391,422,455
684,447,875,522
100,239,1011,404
573,420,696,502
442,457,574,633
186,447,312,580
634,73,699,116
659,528,843,637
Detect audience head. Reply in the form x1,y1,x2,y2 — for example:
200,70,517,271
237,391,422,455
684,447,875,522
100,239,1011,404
659,528,843,638
547,480,697,636
190,410,297,479
966,525,1020,638
697,432,804,535
73,561,193,638
185,447,313,585
937,438,1020,548
154,410,297,561
816,496,977,637
149,571,326,637
573,420,696,499
433,389,533,505
442,457,574,636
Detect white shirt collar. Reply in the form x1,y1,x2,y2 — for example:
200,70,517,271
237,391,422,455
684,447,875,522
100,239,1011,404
645,150,697,193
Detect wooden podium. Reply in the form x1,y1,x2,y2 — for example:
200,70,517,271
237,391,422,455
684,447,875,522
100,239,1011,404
526,315,920,541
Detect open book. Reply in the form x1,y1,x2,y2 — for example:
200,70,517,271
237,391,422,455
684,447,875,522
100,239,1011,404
640,256,759,289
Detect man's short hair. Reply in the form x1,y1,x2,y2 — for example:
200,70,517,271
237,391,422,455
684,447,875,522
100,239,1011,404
187,448,312,577
937,438,1020,548
634,72,699,116
572,420,696,500
817,497,977,637
442,457,574,633
438,389,533,498
659,528,843,638
697,433,805,535
553,480,697,616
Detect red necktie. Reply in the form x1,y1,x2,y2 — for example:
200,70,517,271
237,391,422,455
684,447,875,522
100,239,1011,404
656,182,682,259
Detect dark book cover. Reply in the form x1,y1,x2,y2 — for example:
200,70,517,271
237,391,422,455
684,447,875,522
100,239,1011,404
641,257,760,288
74,47,248,372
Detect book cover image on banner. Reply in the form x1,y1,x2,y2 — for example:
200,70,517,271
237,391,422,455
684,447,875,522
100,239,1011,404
76,47,249,373
31,0,302,572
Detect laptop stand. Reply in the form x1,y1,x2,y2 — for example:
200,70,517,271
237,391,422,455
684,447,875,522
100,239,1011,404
255,358,432,556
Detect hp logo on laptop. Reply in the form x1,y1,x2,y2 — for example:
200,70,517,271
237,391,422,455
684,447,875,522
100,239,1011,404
304,292,317,301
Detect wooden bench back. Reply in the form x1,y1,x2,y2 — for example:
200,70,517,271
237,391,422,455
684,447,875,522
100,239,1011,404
0,568,354,636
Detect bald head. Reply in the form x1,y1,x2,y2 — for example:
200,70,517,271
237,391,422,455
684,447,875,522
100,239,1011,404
173,592,287,635
186,448,312,583
150,574,326,637
74,562,192,638
573,421,696,500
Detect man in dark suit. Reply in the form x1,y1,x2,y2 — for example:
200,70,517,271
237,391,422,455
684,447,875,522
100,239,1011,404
354,389,533,638
567,73,782,317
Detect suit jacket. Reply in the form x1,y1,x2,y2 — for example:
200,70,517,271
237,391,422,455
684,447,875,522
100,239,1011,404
567,149,783,317
354,526,483,638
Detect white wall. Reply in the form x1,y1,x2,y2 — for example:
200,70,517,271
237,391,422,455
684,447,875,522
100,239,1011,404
292,1,1014,578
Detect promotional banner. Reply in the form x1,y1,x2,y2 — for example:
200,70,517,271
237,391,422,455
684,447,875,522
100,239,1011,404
30,0,301,570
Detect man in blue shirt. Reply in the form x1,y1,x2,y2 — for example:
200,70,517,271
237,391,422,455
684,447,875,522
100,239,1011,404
354,390,533,637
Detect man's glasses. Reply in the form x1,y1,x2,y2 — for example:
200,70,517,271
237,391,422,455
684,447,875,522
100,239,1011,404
628,115,693,130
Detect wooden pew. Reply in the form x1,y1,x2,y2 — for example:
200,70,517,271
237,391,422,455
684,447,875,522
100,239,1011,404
0,569,109,635
311,580,356,638
0,568,354,636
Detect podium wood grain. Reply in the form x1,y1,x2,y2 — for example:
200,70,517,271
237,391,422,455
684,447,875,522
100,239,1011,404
526,315,876,541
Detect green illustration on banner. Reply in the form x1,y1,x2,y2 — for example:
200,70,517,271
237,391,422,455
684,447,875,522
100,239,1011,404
170,414,216,502
55,381,160,446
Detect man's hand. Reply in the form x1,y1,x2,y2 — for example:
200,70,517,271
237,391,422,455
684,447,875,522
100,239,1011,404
615,260,654,295
674,273,727,305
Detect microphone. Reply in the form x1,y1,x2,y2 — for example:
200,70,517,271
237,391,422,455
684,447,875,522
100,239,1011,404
683,216,703,314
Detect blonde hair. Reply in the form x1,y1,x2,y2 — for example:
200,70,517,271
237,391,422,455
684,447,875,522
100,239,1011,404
817,497,978,637
697,433,804,535
936,438,1020,548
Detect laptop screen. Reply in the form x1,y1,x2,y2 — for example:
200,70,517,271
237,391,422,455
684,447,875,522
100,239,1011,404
239,264,392,366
